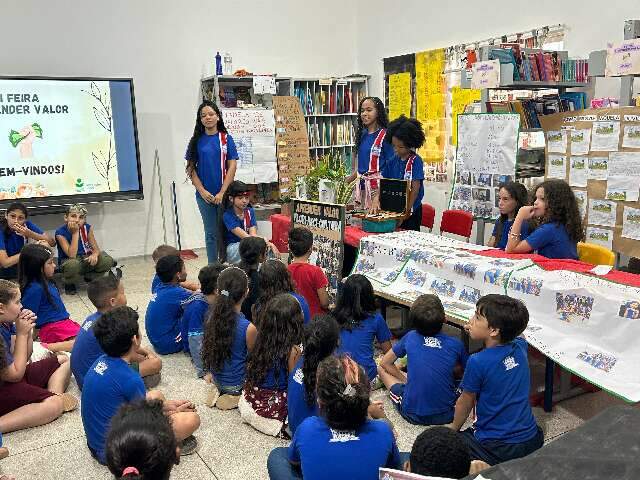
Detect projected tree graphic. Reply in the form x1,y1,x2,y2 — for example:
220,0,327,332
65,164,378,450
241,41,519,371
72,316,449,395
83,82,116,191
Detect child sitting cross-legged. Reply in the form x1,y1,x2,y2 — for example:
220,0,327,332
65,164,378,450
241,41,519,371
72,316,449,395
151,245,199,294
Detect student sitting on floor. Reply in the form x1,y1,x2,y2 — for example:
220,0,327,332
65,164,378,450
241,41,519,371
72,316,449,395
145,255,192,355
287,227,329,320
82,306,201,465
19,244,80,353
238,236,268,323
239,294,303,437
150,245,199,294
201,266,257,410
267,355,402,480
405,427,489,479
487,181,530,250
334,274,392,387
183,262,227,378
506,179,582,259
0,279,78,436
254,259,311,325
378,294,467,426
71,275,162,390
55,204,115,295
0,202,55,280
451,294,543,466
287,314,339,436
106,399,180,480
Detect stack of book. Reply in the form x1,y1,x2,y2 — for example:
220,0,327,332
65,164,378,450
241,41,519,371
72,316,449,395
486,94,569,129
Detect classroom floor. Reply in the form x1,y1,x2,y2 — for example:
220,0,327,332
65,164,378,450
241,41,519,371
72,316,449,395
0,251,629,479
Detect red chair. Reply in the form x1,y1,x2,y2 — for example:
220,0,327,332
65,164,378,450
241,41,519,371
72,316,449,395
421,203,436,231
439,209,473,242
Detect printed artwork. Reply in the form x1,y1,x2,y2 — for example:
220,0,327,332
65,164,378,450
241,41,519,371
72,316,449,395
483,268,509,287
555,293,595,324
472,173,492,187
577,350,617,373
453,262,477,279
456,170,471,185
459,286,481,304
430,278,456,297
508,276,543,296
404,267,427,287
492,174,513,187
618,300,640,319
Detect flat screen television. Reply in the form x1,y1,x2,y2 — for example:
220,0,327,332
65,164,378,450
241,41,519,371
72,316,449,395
0,76,143,210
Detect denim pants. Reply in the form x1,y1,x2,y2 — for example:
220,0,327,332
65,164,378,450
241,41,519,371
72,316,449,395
196,194,220,264
267,447,302,480
460,426,544,466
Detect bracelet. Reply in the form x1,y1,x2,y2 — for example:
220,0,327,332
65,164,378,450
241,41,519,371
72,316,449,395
508,231,521,239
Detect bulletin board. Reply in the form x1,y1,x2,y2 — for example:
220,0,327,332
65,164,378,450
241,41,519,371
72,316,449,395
540,107,640,258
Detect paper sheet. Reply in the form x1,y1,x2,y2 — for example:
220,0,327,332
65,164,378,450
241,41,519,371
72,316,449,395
606,38,640,76
590,264,614,275
570,128,592,155
451,86,481,145
622,206,640,241
586,226,614,249
606,152,640,201
569,156,588,187
606,177,640,202
471,60,500,89
252,76,276,95
388,72,411,120
547,130,568,153
622,124,640,148
587,156,608,180
574,190,587,220
590,121,621,151
588,199,617,227
547,154,567,179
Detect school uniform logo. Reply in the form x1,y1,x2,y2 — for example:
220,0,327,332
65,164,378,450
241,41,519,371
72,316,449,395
423,337,442,349
371,145,382,156
94,361,108,375
83,320,93,331
150,293,157,303
503,356,519,371
329,429,360,442
293,368,304,385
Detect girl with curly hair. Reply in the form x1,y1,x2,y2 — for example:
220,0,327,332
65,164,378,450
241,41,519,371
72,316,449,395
506,179,583,259
239,293,303,437
253,260,310,325
201,267,257,410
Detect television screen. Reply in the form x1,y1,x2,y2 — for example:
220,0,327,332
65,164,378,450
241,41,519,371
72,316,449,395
0,77,142,209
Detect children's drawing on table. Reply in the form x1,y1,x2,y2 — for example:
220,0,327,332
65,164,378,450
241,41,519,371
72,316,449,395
404,267,427,287
430,279,456,297
555,292,594,324
458,286,481,304
483,268,508,287
618,300,640,319
577,350,617,373
453,262,477,280
508,276,542,296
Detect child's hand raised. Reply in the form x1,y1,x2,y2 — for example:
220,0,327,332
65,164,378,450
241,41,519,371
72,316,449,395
16,310,36,335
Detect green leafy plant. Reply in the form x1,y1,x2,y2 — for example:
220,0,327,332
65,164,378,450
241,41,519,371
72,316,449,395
292,151,355,204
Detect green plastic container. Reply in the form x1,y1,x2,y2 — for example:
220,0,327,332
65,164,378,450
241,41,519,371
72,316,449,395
362,218,397,233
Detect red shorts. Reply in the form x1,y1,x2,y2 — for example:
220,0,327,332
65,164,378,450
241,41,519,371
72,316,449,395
38,319,80,344
0,356,59,416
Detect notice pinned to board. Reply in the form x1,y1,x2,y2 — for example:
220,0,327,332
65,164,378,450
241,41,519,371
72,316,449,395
471,60,501,89
252,76,276,95
605,38,640,77
451,86,481,146
388,72,411,121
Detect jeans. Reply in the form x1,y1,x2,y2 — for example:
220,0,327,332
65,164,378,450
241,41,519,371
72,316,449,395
267,447,302,480
195,193,220,264
226,242,241,264
460,425,544,466
188,333,205,377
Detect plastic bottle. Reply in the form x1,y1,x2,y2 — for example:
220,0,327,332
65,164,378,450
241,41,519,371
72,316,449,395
215,52,222,75
223,52,232,75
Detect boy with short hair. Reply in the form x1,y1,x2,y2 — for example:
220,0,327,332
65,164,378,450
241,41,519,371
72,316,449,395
81,306,200,464
151,244,199,294
287,227,329,319
55,204,115,294
145,255,191,354
71,275,162,390
451,294,543,465
379,294,467,425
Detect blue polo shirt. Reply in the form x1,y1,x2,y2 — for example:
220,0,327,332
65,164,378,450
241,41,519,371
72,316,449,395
70,312,104,390
1,323,15,365
392,331,468,417
211,313,250,389
526,222,578,260
291,292,311,325
492,219,530,250
151,274,161,294
55,223,92,262
81,355,146,464
144,282,192,354
357,129,394,175
0,221,44,256
336,313,392,381
381,153,425,211
186,132,239,199
289,416,401,480
223,207,257,245
461,337,539,443
21,281,70,328
287,357,319,435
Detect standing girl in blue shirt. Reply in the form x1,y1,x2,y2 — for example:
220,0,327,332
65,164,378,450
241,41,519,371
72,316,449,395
0,203,54,279
347,97,394,208
371,115,426,231
19,244,79,352
506,179,583,259
488,181,530,250
185,100,239,263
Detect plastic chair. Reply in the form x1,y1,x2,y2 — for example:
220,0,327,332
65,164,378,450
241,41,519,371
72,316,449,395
577,242,615,266
439,209,473,242
421,203,436,231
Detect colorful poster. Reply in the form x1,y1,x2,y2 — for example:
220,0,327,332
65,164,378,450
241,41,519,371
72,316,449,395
547,130,568,153
415,49,446,164
569,156,588,187
570,128,592,155
388,72,411,121
547,154,567,179
606,38,640,77
587,200,617,227
622,206,640,241
586,226,614,250
471,60,501,89
587,156,608,180
590,121,621,151
451,86,481,146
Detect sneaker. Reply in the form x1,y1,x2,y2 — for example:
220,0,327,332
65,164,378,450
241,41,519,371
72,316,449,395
179,435,198,456
143,373,161,389
215,394,240,411
64,284,77,295
61,393,79,413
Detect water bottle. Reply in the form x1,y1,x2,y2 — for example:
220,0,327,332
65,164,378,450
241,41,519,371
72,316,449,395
215,52,222,75
223,52,232,75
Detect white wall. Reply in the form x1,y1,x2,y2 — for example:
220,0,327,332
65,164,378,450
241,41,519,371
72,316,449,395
0,0,357,258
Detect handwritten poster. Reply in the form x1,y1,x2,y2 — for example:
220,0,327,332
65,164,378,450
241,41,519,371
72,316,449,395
570,128,592,155
273,97,311,195
622,207,640,241
415,49,446,164
606,38,640,77
569,156,588,187
471,60,501,89
606,152,640,202
588,200,617,227
451,86,481,146
622,124,640,148
252,76,276,95
388,72,411,121
591,121,621,151
586,226,614,250
547,154,567,179
547,130,568,153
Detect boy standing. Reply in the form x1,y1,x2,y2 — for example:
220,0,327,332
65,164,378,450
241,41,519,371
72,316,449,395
55,205,115,294
451,294,543,465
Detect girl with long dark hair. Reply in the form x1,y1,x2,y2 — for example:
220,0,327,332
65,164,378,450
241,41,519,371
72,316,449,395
488,181,530,250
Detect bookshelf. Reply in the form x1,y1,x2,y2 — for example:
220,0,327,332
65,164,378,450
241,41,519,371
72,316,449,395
291,76,368,168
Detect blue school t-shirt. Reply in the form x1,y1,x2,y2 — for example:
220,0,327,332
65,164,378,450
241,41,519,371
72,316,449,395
70,312,104,390
289,416,401,480
144,282,192,354
381,153,425,211
223,206,257,245
291,292,311,325
287,357,319,435
21,281,70,328
337,313,392,381
357,129,393,175
81,355,146,464
526,222,578,260
211,312,250,388
261,359,289,391
492,219,530,250
0,323,15,365
461,337,538,443
151,274,161,294
392,331,468,417
55,223,92,262
0,221,44,256
187,132,239,198
182,293,209,336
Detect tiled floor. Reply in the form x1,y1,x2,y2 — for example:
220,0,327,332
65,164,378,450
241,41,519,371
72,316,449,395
0,251,629,479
